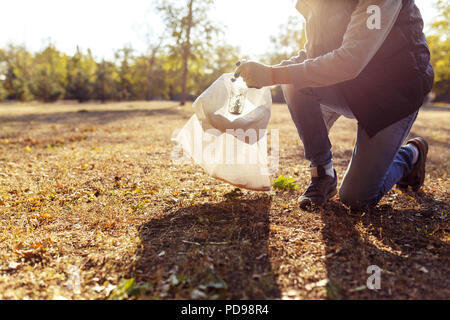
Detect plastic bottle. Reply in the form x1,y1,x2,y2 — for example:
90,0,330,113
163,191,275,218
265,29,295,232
229,76,248,115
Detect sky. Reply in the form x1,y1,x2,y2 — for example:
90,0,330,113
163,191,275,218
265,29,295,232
0,0,438,61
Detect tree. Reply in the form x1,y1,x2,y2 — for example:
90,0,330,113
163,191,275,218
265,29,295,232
131,55,151,100
32,44,67,102
66,47,96,103
115,46,134,101
142,28,165,101
94,60,118,103
3,45,34,101
155,0,220,105
0,83,6,102
431,0,449,35
195,43,241,95
146,38,165,101
427,0,450,101
0,50,7,101
133,6,167,101
265,16,306,65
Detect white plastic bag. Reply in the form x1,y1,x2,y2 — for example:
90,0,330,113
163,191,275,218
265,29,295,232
194,74,272,132
173,73,273,191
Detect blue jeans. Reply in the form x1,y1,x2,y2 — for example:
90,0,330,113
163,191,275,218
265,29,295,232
282,84,418,208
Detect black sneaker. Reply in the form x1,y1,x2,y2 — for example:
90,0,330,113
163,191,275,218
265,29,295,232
299,167,337,210
397,137,428,192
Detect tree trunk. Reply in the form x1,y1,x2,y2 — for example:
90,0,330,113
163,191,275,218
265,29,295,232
180,0,193,106
147,55,155,101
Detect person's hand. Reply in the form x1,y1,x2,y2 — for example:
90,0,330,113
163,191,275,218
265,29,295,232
234,60,273,89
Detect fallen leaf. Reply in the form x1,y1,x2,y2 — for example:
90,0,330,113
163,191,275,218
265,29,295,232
105,284,117,296
158,251,166,257
92,285,105,293
419,266,429,273
191,289,207,299
305,278,329,291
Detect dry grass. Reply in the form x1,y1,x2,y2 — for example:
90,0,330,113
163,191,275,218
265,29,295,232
0,101,448,300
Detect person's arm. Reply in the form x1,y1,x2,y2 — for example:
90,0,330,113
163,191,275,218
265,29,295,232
274,0,402,86
276,49,308,67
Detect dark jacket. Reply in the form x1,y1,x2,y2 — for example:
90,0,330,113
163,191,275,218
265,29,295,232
290,0,434,137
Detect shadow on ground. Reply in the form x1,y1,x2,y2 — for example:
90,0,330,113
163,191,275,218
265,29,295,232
422,105,450,112
409,131,450,149
132,195,281,299
0,106,186,126
321,193,450,299
130,191,449,300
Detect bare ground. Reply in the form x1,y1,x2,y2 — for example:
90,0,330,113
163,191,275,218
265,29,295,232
0,101,448,300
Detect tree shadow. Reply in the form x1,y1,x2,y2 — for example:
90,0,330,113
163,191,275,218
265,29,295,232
321,194,450,299
422,105,450,112
0,106,186,126
408,131,450,149
132,195,281,299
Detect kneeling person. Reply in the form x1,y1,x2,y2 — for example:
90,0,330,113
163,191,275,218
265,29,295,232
235,0,434,209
